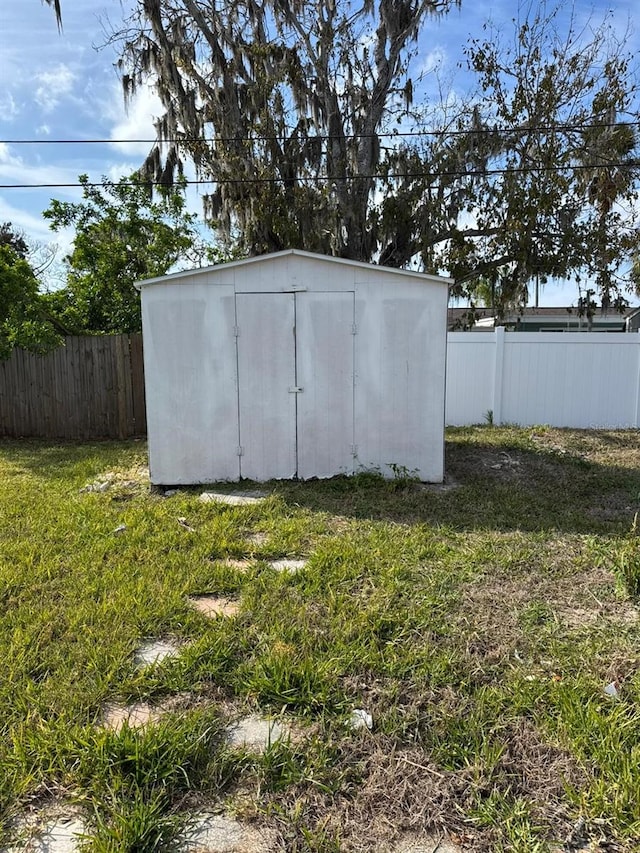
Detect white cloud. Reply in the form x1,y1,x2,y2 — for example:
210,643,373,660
108,82,163,156
0,142,24,171
0,93,19,122
34,64,76,113
0,144,82,199
419,47,446,76
0,195,66,243
37,124,52,136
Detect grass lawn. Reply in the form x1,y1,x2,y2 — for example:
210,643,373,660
0,426,639,852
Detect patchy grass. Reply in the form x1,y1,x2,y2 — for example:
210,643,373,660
0,427,639,851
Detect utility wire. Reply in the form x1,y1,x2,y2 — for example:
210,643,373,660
1,160,638,190
1,120,640,146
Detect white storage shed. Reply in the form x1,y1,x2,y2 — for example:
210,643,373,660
136,250,450,485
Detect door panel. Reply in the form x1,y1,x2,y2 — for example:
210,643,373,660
236,293,297,480
296,291,355,478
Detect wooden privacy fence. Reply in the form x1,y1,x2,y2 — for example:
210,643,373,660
0,334,146,439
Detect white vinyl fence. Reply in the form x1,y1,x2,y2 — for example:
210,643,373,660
446,328,640,428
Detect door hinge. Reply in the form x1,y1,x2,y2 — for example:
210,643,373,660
351,444,358,456
288,386,304,393
236,446,244,456
351,323,358,335
233,325,240,337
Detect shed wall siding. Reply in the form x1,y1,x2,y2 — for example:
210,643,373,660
142,283,239,484
140,254,448,484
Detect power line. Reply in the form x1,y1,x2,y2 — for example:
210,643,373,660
1,120,639,147
1,160,638,190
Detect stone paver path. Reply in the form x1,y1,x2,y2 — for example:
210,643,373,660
176,812,275,852
102,701,163,731
188,596,240,618
1,808,86,853
226,714,286,752
134,638,182,667
200,492,267,506
101,693,194,732
269,559,307,573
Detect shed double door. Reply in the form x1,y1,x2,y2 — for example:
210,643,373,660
235,291,355,480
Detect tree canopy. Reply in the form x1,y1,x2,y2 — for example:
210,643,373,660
44,174,203,334
111,0,460,262
0,225,62,358
108,0,640,310
389,4,640,316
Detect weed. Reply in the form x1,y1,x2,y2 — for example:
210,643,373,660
614,515,640,601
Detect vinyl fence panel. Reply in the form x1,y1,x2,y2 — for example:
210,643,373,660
446,329,640,428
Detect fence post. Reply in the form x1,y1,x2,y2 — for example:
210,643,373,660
115,335,132,440
635,330,640,428
493,325,506,425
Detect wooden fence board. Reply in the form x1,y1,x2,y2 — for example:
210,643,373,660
129,332,147,435
0,334,146,439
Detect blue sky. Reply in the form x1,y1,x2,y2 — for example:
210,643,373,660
0,0,638,305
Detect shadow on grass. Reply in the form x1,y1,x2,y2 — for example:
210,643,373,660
271,430,640,536
0,438,146,481
3,429,640,535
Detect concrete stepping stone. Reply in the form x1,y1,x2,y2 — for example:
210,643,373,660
188,596,240,618
175,811,275,852
245,531,268,546
269,559,307,573
101,701,163,732
226,714,286,752
134,638,182,667
101,693,194,732
200,492,267,506
2,807,86,853
216,558,253,571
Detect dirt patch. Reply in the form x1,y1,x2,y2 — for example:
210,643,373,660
458,559,636,645
79,465,149,497
529,429,640,469
418,477,461,494
446,443,566,488
262,736,472,851
584,490,637,523
393,833,463,853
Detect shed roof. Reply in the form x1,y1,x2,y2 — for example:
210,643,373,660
135,248,453,289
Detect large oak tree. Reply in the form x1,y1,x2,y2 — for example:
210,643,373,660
49,0,640,309
109,0,460,261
